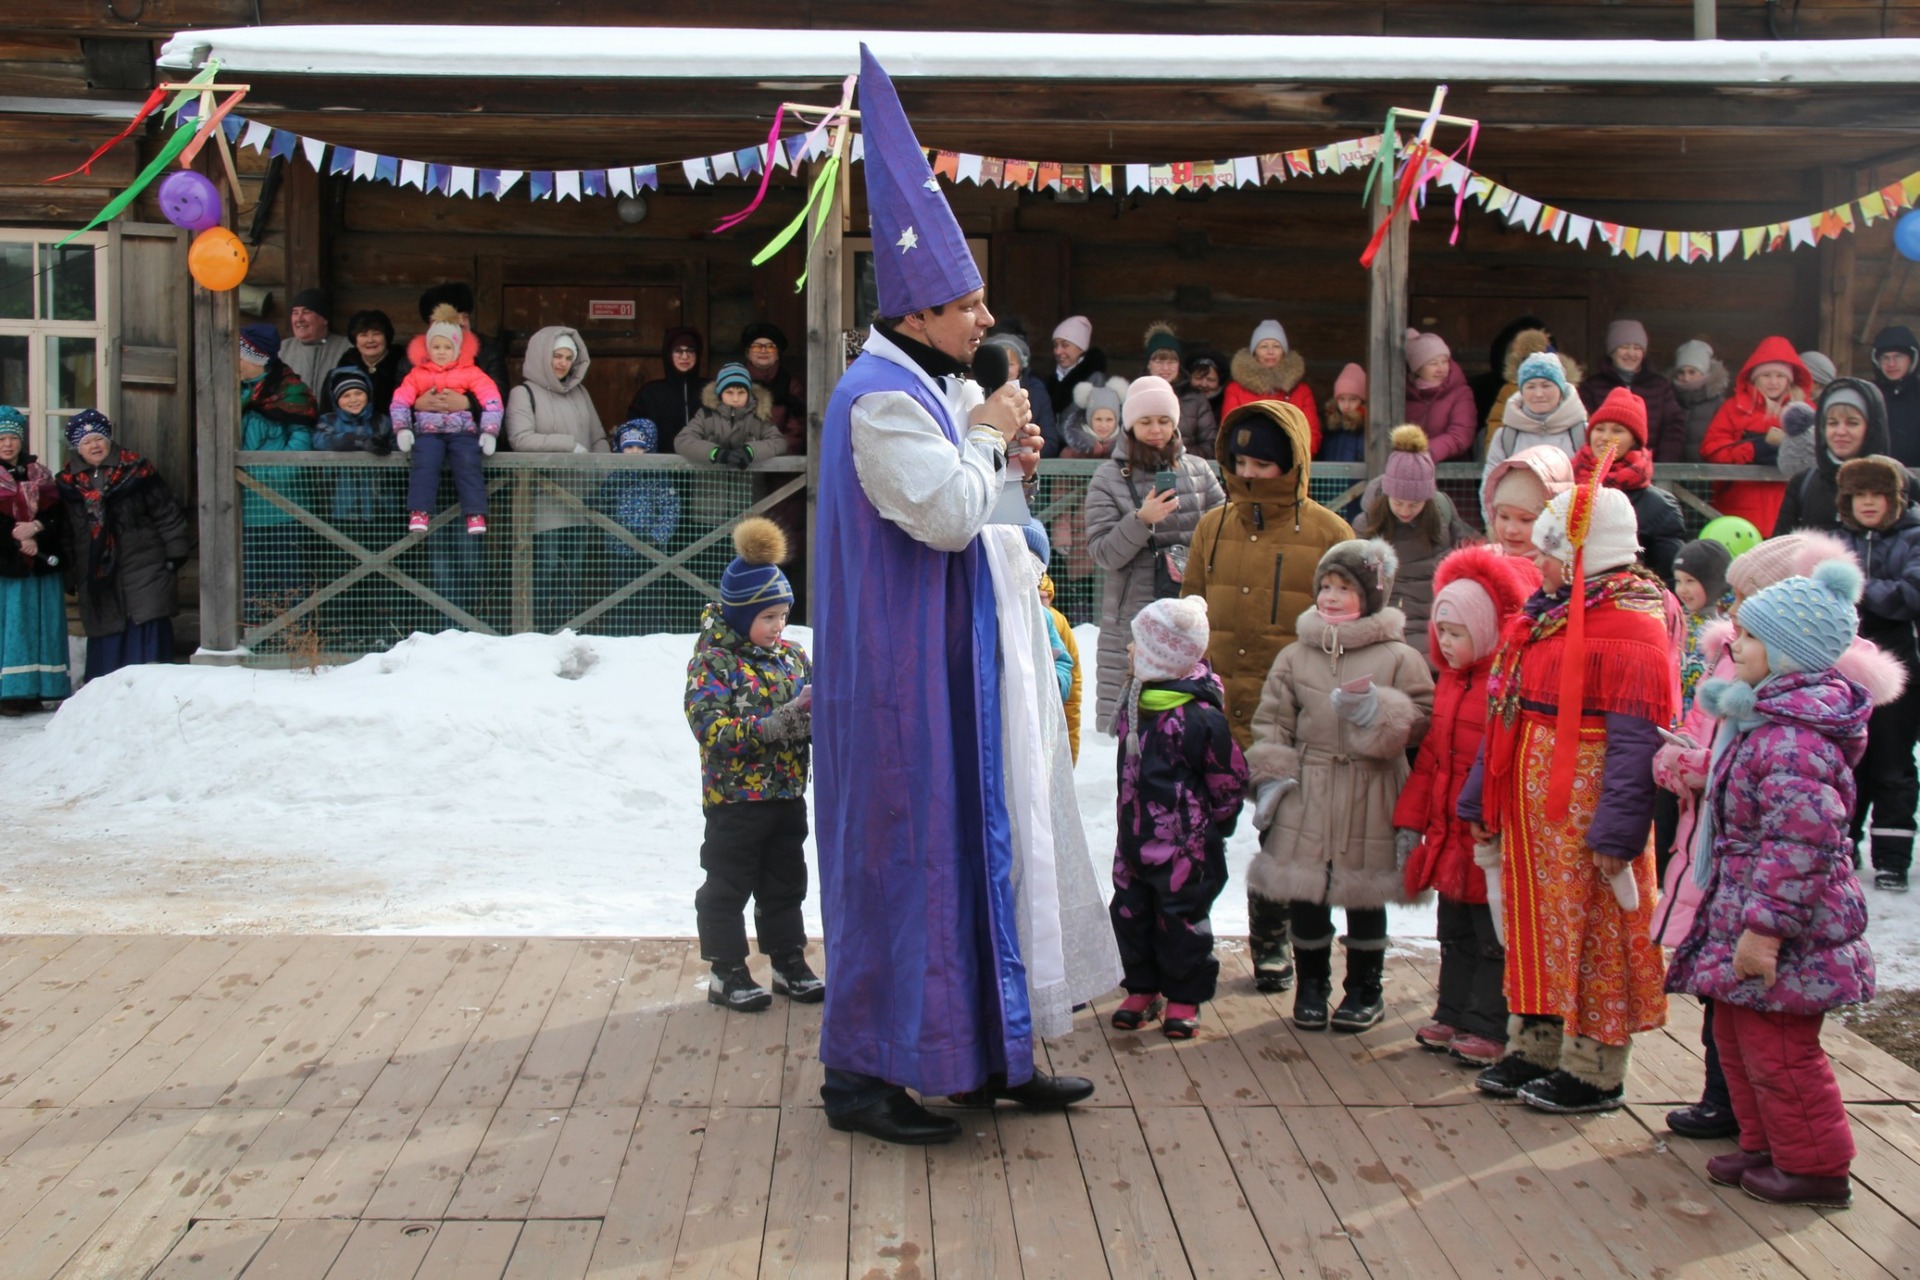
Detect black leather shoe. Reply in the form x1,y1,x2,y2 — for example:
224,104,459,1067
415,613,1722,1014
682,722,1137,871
826,1090,960,1145
950,1070,1095,1110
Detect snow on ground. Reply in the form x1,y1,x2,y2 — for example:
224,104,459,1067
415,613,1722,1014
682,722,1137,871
2,626,1917,992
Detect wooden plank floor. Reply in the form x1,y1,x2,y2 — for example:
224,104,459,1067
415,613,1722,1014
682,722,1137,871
2,935,1917,1279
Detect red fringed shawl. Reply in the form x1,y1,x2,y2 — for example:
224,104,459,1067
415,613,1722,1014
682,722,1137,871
1484,567,1675,828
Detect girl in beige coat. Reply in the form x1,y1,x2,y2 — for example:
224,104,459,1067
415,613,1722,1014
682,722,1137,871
1246,539,1434,1033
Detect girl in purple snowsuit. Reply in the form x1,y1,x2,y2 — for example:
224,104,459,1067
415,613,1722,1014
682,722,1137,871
1109,596,1249,1040
1666,558,1875,1211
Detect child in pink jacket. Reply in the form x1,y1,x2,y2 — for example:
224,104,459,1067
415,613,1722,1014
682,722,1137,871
392,304,505,534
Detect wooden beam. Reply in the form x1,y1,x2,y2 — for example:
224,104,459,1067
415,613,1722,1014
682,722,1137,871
1366,183,1409,473
282,151,325,313
192,282,241,655
803,157,844,624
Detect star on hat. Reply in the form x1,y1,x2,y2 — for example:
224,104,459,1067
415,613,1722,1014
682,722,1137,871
858,44,983,316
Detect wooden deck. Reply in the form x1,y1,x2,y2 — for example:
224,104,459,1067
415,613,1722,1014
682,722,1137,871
3,936,1919,1279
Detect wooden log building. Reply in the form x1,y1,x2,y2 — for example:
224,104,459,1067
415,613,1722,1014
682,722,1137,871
1,2,1918,642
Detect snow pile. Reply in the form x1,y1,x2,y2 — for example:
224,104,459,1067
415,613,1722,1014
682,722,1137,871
6,627,1920,996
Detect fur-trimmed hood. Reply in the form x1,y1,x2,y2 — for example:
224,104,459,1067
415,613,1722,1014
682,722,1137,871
700,379,774,421
1229,347,1307,397
1501,329,1584,387
1698,616,1907,706
1669,359,1731,403
1293,604,1408,652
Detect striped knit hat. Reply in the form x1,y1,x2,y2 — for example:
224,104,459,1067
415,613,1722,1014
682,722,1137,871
719,517,793,639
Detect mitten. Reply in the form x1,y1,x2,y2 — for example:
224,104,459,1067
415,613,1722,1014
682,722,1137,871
370,433,394,457
479,434,497,456
395,429,415,453
732,446,754,470
1394,827,1421,870
1328,684,1381,728
1608,862,1640,911
1251,777,1296,832
1474,839,1505,944
760,697,812,744
572,442,588,454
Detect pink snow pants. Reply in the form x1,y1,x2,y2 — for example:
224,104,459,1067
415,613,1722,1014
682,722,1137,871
1712,1000,1854,1178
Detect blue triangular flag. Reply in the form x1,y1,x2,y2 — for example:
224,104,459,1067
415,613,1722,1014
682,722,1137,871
633,165,658,191
735,146,763,177
582,170,608,197
478,168,502,198
427,163,451,195
221,115,244,143
268,129,297,161
329,147,356,175
373,154,399,185
529,171,554,200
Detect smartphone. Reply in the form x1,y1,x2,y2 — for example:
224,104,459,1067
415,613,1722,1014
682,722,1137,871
1153,469,1179,496
1340,674,1375,695
1655,726,1695,749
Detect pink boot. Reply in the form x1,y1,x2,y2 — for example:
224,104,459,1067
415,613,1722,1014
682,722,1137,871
1110,993,1162,1030
1163,1002,1200,1040
1415,1021,1458,1052
1706,1149,1771,1187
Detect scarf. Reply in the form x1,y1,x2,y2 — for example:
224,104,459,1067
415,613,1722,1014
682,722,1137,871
1317,603,1362,626
243,359,318,428
0,456,57,523
1573,444,1654,492
56,447,160,581
1690,677,1770,889
1483,568,1675,826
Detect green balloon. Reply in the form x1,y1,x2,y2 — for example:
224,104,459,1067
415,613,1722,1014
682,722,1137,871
1700,516,1763,557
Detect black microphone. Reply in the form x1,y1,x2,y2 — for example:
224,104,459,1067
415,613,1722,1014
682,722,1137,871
972,341,1011,389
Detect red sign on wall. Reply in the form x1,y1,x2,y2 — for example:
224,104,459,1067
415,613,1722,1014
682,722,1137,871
588,300,636,321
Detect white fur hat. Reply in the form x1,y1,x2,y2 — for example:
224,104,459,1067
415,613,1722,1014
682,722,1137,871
1052,315,1092,352
1131,596,1210,681
1533,484,1641,574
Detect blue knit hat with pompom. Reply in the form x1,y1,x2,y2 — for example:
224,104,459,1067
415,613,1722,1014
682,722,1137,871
1515,351,1571,400
1737,557,1862,676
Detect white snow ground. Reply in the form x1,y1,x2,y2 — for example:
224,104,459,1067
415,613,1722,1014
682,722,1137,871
1,627,1916,990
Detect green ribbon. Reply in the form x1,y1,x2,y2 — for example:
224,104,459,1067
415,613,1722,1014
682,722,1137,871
56,62,221,248
751,152,841,293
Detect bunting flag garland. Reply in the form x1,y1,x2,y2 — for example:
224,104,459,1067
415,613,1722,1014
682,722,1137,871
33,98,1912,268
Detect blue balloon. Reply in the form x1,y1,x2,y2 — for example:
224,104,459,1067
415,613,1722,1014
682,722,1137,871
1897,210,1920,264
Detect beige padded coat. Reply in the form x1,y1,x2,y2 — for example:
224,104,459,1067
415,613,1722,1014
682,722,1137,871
1244,607,1435,909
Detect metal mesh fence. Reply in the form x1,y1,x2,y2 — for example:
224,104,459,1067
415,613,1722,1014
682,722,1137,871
234,455,1759,658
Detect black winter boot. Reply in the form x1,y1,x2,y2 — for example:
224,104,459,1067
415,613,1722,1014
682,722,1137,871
708,964,772,1012
1289,935,1334,1030
1249,895,1295,992
771,951,825,1003
1330,942,1386,1033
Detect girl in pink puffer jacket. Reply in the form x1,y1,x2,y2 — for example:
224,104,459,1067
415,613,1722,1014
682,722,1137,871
1665,560,1874,1210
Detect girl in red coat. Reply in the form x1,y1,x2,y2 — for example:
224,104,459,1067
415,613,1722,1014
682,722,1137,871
1702,338,1812,534
1394,546,1540,1065
1223,320,1321,456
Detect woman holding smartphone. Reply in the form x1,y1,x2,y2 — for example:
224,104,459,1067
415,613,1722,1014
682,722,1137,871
1083,375,1225,735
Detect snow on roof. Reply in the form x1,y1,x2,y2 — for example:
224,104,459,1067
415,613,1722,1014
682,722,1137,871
156,26,1920,86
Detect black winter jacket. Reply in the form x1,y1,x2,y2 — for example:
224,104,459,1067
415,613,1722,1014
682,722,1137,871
1839,505,1920,669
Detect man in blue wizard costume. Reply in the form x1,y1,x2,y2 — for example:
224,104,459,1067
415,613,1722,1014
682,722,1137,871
814,45,1111,1146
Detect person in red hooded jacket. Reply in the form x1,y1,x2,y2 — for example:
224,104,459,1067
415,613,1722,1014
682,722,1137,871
1701,338,1813,533
1394,545,1540,1068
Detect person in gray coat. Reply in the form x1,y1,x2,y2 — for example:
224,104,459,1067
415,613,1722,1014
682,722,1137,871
506,325,610,629
1083,376,1226,733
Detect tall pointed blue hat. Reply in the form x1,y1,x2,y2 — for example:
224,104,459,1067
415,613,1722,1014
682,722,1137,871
859,44,983,317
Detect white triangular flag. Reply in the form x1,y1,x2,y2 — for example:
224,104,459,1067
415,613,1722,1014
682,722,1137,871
1787,216,1815,249
851,133,865,162
608,165,634,197
450,166,475,198
1438,160,1468,191
555,170,581,201
711,151,739,181
399,159,426,190
682,159,711,188
955,153,983,185
1126,164,1149,193
1566,214,1593,248
301,136,326,171
352,149,380,181
1233,156,1260,187
241,119,271,152
1507,196,1542,231
1717,229,1741,261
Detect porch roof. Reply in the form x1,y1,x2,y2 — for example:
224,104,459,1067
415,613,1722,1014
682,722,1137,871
156,26,1920,87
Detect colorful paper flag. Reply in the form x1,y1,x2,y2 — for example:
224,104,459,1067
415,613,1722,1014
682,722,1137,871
978,156,1005,186
1037,161,1062,191
1742,226,1765,259
1860,191,1888,224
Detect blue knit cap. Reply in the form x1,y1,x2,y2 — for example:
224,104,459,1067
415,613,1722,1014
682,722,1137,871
0,406,25,438
614,419,657,451
1515,351,1570,400
239,323,281,363
719,516,794,640
1022,518,1050,566
1737,559,1862,676
714,363,753,396
65,408,112,446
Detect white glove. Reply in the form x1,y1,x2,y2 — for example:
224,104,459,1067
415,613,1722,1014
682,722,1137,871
479,434,497,457
1252,777,1296,832
394,429,414,454
1328,684,1381,728
1394,827,1421,870
1474,838,1506,945
1609,863,1640,911
573,442,588,453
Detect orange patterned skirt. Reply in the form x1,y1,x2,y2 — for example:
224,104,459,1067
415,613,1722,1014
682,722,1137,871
1501,716,1668,1046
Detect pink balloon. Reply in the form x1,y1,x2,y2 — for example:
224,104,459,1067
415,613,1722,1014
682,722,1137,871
159,170,223,232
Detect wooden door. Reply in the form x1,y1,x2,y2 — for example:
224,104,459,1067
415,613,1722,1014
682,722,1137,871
499,283,682,431
110,221,193,506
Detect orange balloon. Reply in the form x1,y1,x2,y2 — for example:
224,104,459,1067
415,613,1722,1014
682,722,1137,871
188,226,249,291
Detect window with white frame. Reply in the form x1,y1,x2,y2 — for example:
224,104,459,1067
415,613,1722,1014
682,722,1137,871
0,229,110,468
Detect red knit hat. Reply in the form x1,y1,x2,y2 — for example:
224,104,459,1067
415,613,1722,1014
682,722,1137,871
1589,386,1649,448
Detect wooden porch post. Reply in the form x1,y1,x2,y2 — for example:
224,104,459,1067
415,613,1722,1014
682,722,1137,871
1365,184,1410,476
803,160,845,621
192,283,241,657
